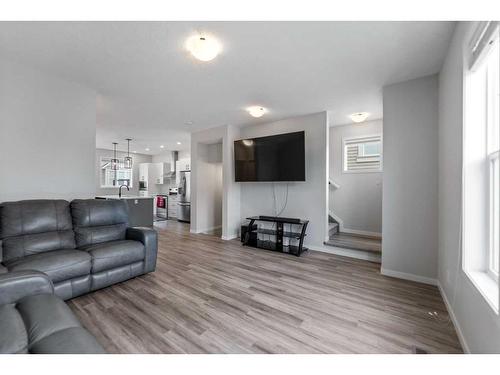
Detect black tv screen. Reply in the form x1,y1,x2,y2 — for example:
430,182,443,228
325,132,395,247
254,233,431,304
234,131,305,182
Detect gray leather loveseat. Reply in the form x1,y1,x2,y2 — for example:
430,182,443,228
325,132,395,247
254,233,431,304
0,199,158,300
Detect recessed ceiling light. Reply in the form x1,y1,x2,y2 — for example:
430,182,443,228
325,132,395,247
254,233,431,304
177,142,182,145
349,112,370,123
160,145,164,149
133,151,137,154
186,34,221,62
185,121,193,126
247,106,267,118
145,148,150,151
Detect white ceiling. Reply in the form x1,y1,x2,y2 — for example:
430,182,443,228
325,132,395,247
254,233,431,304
0,22,455,155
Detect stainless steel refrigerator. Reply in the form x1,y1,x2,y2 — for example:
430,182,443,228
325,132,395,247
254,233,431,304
177,170,191,222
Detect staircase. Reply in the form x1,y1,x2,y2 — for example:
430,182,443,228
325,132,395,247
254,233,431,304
325,214,381,253
328,215,339,237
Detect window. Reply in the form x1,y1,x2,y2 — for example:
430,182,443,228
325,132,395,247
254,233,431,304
463,22,499,311
343,135,382,172
100,157,133,188
487,36,499,280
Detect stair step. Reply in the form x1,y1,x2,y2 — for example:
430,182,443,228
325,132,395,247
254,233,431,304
328,222,339,236
325,232,381,253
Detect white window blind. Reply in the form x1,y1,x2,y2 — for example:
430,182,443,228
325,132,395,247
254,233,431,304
343,135,382,172
469,21,500,71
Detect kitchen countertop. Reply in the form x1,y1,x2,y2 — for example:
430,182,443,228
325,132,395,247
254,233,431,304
95,195,154,200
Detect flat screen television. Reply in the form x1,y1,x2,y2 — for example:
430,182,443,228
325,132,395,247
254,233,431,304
234,131,305,182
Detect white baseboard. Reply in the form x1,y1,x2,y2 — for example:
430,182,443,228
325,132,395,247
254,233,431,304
190,225,222,234
221,234,238,241
309,244,381,263
380,267,438,286
437,282,470,354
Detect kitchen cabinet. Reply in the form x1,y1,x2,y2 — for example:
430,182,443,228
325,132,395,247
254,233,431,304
168,194,179,219
150,162,170,185
139,163,149,182
139,162,171,185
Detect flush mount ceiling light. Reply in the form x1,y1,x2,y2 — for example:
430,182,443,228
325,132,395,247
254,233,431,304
160,145,164,149
177,142,182,145
145,148,150,151
247,106,267,118
349,112,370,123
186,34,222,62
124,138,133,169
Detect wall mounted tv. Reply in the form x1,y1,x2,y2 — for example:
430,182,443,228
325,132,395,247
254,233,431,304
234,131,305,182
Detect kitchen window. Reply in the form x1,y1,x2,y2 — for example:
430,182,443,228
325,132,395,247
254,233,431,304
100,157,133,188
343,135,382,173
463,21,499,312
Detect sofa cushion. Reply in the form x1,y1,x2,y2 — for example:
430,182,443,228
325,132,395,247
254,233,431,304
82,240,145,273
4,249,91,283
29,326,105,354
0,294,105,354
0,200,73,238
1,231,76,263
0,200,75,262
71,199,128,247
0,304,28,354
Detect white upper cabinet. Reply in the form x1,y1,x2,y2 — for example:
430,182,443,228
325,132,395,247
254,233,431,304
150,162,170,185
139,163,149,182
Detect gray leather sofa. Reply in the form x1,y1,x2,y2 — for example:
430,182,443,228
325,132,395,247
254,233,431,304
0,270,105,354
0,199,158,300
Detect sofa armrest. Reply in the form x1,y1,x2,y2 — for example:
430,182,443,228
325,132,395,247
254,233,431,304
0,270,54,305
126,227,158,273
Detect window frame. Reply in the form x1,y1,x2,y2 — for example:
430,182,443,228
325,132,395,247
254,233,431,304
342,134,383,174
462,22,499,313
100,156,134,188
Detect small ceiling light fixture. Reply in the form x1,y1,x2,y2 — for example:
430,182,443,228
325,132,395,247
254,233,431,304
145,148,150,151
186,34,221,62
111,142,119,170
247,106,267,118
242,139,254,147
349,112,370,123
177,142,182,145
185,121,194,126
160,145,164,149
133,151,137,154
124,138,133,169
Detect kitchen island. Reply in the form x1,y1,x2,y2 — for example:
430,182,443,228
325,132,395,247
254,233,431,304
95,195,154,227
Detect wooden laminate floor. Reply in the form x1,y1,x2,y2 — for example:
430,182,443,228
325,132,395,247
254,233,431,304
68,221,462,354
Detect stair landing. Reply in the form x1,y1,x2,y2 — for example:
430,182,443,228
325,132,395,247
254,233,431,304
325,232,381,253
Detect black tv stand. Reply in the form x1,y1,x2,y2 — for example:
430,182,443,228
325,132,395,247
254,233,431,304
243,216,309,256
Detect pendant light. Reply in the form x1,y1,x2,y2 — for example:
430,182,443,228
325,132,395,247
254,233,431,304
111,142,119,170
124,138,133,169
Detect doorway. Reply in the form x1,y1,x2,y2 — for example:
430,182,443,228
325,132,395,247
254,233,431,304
326,120,383,256
195,141,223,237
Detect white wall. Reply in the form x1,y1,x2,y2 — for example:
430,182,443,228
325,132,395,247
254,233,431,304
194,143,223,232
382,74,439,284
191,124,240,239
0,59,96,202
329,120,383,234
438,22,500,353
95,148,152,196
239,112,329,248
